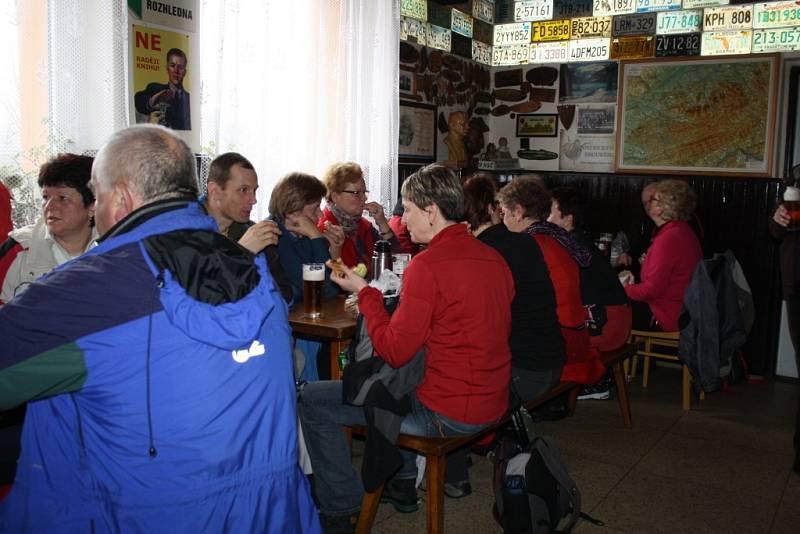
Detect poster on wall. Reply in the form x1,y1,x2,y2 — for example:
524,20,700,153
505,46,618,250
399,102,437,163
616,56,778,175
128,0,197,33
131,25,192,131
558,61,618,103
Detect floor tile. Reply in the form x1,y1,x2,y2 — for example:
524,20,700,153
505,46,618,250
770,472,800,534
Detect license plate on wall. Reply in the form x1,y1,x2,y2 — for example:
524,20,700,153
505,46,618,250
473,39,493,64
569,37,611,61
701,30,753,55
532,19,571,41
400,0,427,21
530,41,570,62
655,32,701,55
428,24,453,51
751,26,800,52
474,0,495,24
514,0,554,22
753,2,800,29
554,0,593,18
451,9,473,38
610,35,656,58
703,5,754,31
494,22,533,45
613,12,656,36
571,16,612,38
656,9,703,34
593,0,636,17
682,0,729,8
636,0,681,13
493,44,531,65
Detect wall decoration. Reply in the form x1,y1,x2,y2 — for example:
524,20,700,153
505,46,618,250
399,66,417,98
616,55,778,175
516,114,559,137
399,101,437,163
559,61,618,103
577,105,615,134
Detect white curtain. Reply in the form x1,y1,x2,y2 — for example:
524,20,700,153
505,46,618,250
199,0,400,220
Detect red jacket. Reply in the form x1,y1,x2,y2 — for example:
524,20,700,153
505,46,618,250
532,234,604,385
625,220,702,331
358,224,514,424
318,207,378,269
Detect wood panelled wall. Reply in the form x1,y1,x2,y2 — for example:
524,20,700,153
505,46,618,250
399,165,784,376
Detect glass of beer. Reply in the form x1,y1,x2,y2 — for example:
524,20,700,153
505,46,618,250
302,263,324,318
784,186,800,231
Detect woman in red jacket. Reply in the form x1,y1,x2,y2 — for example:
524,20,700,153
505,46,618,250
623,179,702,331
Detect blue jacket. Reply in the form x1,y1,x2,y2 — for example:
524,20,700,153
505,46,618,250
0,200,320,533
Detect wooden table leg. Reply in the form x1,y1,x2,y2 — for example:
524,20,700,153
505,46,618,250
426,454,446,534
356,482,383,534
612,361,633,429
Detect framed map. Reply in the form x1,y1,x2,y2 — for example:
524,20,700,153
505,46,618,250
616,56,779,176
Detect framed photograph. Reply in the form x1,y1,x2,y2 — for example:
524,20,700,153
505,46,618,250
577,106,615,135
399,101,437,163
616,55,779,176
399,66,416,98
516,114,559,138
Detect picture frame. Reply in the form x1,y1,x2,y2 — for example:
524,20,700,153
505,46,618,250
399,101,437,163
616,55,779,176
516,114,559,138
399,66,416,98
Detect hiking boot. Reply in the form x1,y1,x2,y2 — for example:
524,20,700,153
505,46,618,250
319,512,358,534
444,480,473,499
577,377,610,400
380,477,419,513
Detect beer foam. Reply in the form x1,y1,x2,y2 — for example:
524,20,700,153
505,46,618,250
785,187,800,202
302,264,325,281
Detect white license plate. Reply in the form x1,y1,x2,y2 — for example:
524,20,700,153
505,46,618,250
682,0,728,8
752,26,800,52
492,43,531,66
514,0,554,22
593,0,637,17
656,9,703,34
703,5,754,31
494,22,532,45
701,30,752,55
400,0,427,21
427,24,452,52
530,41,570,63
571,16,612,38
753,2,800,29
636,0,681,13
400,16,427,46
569,37,611,61
472,40,493,65
451,9,473,38
473,0,495,24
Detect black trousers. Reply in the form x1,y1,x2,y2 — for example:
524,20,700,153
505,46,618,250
784,295,800,453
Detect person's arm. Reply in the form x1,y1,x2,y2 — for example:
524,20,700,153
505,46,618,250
624,233,674,303
769,205,789,241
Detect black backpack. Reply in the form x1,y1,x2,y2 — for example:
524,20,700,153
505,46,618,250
491,428,602,533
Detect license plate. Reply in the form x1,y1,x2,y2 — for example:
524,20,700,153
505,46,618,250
400,0,427,21
427,2,451,30
473,0,495,24
636,0,681,13
428,24,452,52
568,37,611,61
400,16,428,46
593,0,636,16
472,40,493,64
451,9,473,37
753,2,800,29
571,16,612,38
553,0,593,18
530,41,570,62
700,30,753,55
682,0,729,7
655,32,702,55
610,35,656,58
613,12,657,36
493,43,531,65
752,26,800,52
494,22,532,45
656,9,703,34
515,0,554,22
473,19,494,44
532,19,572,41
703,5,754,31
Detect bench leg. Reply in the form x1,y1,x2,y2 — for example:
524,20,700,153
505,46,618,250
356,483,383,534
681,365,691,411
426,454,446,534
611,361,632,429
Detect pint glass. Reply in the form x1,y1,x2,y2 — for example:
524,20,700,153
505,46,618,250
302,263,324,318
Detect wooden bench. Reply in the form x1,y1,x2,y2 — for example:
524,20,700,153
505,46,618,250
350,342,636,534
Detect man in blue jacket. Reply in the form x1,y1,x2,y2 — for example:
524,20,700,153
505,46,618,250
0,124,320,533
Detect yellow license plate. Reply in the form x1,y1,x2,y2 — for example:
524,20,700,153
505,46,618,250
532,19,572,42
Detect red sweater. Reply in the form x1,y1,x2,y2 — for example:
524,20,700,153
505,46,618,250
358,224,514,424
318,208,378,269
625,220,702,331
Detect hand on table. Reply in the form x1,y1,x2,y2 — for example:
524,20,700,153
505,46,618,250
239,220,281,253
329,262,368,294
774,205,791,228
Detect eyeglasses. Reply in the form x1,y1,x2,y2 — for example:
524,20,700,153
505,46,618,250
642,196,658,208
340,190,369,198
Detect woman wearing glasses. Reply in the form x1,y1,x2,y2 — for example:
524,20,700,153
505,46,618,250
319,162,399,274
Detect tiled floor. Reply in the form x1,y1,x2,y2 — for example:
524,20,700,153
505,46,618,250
358,368,799,533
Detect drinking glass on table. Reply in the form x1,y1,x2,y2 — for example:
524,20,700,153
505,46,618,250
302,263,324,318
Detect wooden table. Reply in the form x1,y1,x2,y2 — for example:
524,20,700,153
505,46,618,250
288,296,357,380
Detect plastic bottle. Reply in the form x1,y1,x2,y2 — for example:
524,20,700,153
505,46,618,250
337,349,349,372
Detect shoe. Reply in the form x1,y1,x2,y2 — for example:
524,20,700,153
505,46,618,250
319,512,358,534
577,379,610,400
444,480,472,499
380,477,419,513
533,401,569,421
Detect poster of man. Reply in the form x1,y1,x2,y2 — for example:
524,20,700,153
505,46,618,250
132,25,191,130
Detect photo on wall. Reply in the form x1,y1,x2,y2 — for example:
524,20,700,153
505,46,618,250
559,61,618,104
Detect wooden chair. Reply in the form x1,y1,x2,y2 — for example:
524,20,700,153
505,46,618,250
628,329,703,411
